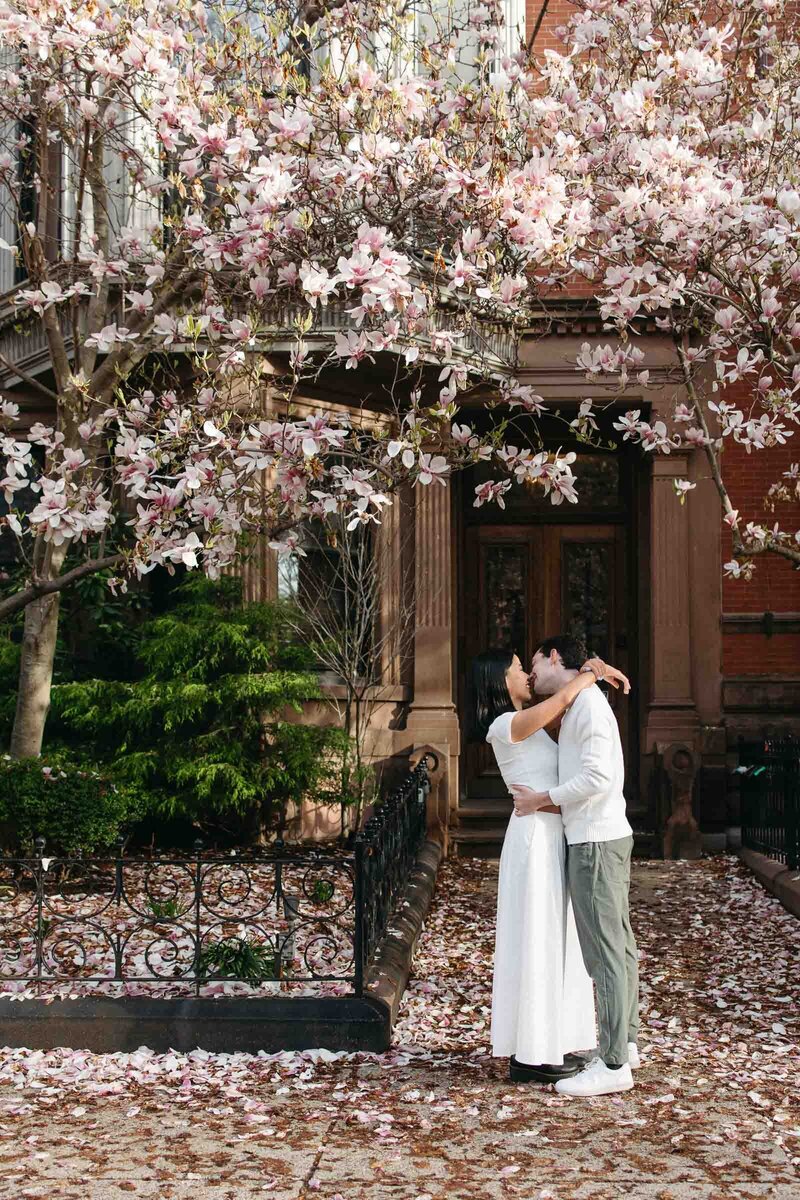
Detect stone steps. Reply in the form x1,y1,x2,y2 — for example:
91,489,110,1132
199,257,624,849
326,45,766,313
453,793,658,859
451,826,509,858
453,795,511,857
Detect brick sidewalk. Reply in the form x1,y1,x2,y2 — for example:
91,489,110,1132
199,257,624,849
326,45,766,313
0,857,798,1199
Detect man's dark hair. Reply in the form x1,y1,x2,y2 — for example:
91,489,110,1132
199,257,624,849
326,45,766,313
536,634,587,671
467,648,515,742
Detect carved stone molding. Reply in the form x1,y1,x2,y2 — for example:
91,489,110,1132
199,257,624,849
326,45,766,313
655,741,703,860
722,676,800,713
722,613,800,636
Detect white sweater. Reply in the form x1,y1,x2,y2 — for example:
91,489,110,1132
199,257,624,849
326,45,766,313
549,686,632,845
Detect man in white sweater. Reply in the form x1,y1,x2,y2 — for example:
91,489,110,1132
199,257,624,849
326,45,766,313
511,634,639,1097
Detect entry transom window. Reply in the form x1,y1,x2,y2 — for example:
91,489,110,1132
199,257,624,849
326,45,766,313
468,453,622,518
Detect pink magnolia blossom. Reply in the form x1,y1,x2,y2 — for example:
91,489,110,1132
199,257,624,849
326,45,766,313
474,479,511,509
0,0,795,595
417,454,449,486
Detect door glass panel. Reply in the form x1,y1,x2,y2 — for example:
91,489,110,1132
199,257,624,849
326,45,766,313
569,456,621,510
562,542,612,660
485,545,527,654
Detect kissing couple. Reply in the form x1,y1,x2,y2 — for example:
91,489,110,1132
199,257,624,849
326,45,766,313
469,634,640,1098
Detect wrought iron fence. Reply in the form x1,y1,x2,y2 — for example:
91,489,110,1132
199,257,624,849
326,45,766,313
739,735,799,870
356,756,431,982
0,758,431,999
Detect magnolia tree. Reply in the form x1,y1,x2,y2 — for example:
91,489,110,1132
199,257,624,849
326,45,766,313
0,0,798,760
0,0,589,757
539,0,800,576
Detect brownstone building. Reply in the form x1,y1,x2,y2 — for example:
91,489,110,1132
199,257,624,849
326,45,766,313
230,311,798,859
0,2,797,858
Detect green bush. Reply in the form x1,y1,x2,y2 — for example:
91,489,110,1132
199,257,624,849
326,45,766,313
50,577,351,842
0,754,141,854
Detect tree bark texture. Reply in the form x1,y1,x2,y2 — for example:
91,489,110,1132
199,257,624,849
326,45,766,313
10,587,63,758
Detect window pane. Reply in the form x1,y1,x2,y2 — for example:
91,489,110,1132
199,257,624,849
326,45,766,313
562,542,611,660
567,455,620,509
279,522,376,677
485,546,526,654
277,554,299,601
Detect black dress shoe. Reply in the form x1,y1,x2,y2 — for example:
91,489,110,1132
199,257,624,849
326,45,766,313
509,1054,585,1083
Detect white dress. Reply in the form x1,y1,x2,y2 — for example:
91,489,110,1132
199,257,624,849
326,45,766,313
487,712,597,1065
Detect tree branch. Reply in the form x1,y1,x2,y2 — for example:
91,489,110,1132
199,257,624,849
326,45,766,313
742,538,800,568
87,257,200,403
676,335,800,569
675,337,738,520
0,353,59,404
0,553,124,622
80,112,112,378
296,0,348,28
527,0,551,52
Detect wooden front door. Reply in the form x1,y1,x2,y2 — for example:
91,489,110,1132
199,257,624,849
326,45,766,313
462,523,629,798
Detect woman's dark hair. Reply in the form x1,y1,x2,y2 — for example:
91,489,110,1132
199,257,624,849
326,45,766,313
467,649,515,742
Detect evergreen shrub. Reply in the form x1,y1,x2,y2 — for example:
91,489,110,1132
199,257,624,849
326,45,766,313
0,754,140,854
50,577,350,842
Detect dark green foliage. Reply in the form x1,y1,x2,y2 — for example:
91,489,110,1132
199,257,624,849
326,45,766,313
146,898,181,921
0,546,151,703
57,568,151,682
0,640,20,734
197,936,281,984
50,577,349,841
0,754,141,854
311,878,335,905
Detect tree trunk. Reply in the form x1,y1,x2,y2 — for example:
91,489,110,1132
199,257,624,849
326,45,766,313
9,545,68,759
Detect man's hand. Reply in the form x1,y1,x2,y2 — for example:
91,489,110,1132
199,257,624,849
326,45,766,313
510,784,552,816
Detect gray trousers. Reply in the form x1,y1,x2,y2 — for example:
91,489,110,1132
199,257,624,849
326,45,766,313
567,835,639,1066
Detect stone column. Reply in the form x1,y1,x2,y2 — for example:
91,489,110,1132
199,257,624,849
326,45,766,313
642,453,710,859
409,483,455,706
375,485,407,687
401,483,460,845
225,379,279,603
687,444,727,846
687,455,723,727
644,453,699,746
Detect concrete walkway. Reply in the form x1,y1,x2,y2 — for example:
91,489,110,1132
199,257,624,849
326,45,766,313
0,856,798,1199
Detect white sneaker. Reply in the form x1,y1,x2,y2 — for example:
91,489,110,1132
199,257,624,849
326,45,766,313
628,1042,641,1070
555,1057,634,1097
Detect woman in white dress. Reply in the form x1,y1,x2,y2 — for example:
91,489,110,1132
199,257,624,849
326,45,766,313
468,649,629,1083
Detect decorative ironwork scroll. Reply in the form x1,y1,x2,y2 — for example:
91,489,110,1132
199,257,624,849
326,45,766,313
0,758,431,999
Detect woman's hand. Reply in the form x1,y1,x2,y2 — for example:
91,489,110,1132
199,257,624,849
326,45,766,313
581,657,631,695
510,784,557,816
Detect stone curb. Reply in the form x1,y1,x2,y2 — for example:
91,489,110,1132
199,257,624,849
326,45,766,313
365,838,443,1026
739,846,800,920
0,993,391,1054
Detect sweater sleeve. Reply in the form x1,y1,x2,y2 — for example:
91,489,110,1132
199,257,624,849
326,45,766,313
549,696,614,806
